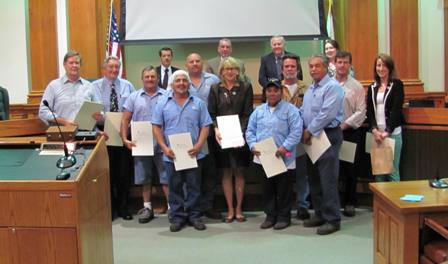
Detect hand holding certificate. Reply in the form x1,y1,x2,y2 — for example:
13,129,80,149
104,112,123,146
303,130,331,164
74,101,103,130
168,133,198,171
131,121,154,156
216,115,245,149
254,137,287,178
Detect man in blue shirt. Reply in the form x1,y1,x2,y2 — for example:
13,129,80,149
91,56,136,221
121,66,168,224
185,53,222,220
300,55,344,235
246,80,302,230
152,70,212,232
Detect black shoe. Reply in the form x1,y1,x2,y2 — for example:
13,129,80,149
296,207,310,220
137,207,155,224
317,223,340,235
204,210,222,220
170,222,184,232
118,209,133,220
273,222,290,230
192,220,206,231
260,220,275,229
343,205,356,217
303,216,325,227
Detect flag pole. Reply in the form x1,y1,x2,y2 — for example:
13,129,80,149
106,0,114,56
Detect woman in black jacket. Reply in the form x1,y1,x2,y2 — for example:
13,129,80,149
366,54,405,182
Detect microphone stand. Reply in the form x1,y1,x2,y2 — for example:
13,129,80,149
42,100,76,180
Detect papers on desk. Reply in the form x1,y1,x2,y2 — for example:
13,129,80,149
131,121,153,156
339,140,357,163
168,133,198,171
254,137,287,178
365,132,395,155
303,131,331,164
74,101,103,130
104,112,123,146
400,194,424,202
217,115,245,149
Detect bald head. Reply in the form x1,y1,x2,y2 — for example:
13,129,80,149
185,53,203,76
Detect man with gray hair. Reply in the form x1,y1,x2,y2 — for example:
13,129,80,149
300,54,344,235
258,36,303,100
205,38,250,83
39,50,100,126
92,55,136,221
152,70,212,232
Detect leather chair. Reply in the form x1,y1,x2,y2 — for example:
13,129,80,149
0,86,10,120
420,218,448,264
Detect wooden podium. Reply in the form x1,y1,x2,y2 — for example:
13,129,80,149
0,136,113,264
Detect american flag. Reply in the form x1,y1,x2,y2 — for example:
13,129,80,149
107,7,123,77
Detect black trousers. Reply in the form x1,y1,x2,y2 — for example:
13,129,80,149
339,128,361,206
256,163,294,223
107,146,133,214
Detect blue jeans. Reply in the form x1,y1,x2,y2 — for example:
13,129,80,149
165,161,202,224
375,133,402,182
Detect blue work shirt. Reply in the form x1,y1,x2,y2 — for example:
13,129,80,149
188,72,220,104
123,87,166,122
300,74,344,136
152,91,212,162
246,100,302,167
92,77,135,112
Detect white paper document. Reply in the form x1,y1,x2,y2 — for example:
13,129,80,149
74,101,103,130
303,131,331,164
254,137,287,178
217,115,245,149
365,132,395,155
131,121,154,156
339,140,357,163
169,133,198,171
104,112,123,147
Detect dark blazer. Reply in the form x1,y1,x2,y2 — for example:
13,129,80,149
156,65,179,88
366,79,405,133
258,51,303,88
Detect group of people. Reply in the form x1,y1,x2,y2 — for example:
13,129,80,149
38,35,404,235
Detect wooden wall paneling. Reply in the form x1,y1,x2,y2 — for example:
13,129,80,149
343,0,378,82
67,0,101,78
28,0,59,103
390,0,423,92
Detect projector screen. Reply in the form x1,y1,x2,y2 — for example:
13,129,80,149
123,0,326,43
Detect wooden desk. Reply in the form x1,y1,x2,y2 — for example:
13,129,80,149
0,137,113,264
369,181,448,264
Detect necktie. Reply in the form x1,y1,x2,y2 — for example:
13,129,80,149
162,68,169,88
110,82,118,112
276,57,282,79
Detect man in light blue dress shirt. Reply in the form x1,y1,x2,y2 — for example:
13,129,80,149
185,53,222,220
39,50,100,126
246,80,302,230
300,55,344,235
91,56,135,221
152,70,212,232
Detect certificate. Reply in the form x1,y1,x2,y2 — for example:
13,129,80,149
74,101,103,130
217,115,245,149
168,133,198,171
339,140,357,163
303,130,331,164
104,112,123,147
254,137,287,178
131,121,154,156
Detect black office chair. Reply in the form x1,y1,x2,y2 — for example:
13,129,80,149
0,86,10,120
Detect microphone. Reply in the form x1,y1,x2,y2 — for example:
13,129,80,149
42,100,76,180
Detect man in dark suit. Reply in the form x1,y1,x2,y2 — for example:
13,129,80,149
156,47,179,89
258,36,303,101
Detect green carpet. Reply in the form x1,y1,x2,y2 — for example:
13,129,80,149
112,209,373,264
